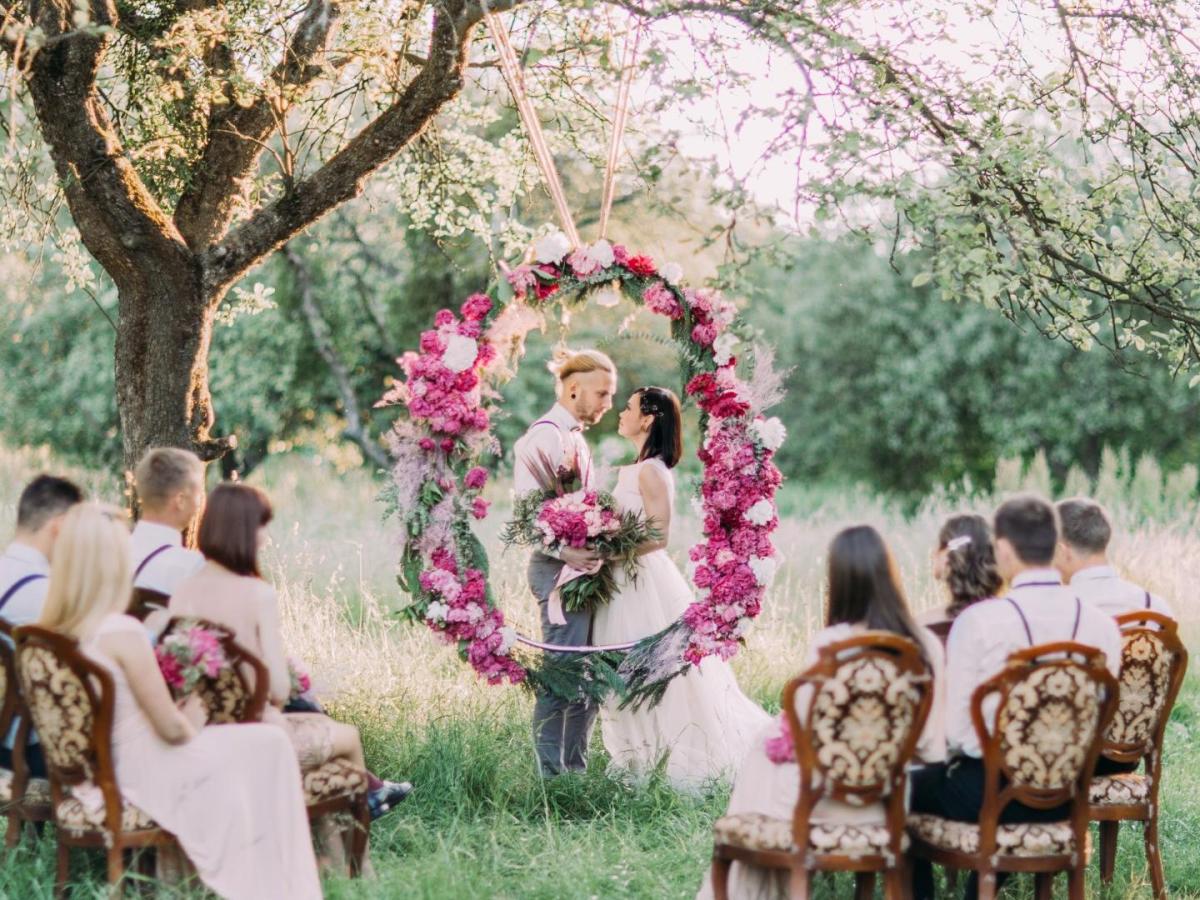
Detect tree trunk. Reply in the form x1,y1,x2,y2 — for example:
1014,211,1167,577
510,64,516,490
113,272,233,475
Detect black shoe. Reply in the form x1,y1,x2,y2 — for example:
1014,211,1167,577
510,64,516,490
367,780,412,820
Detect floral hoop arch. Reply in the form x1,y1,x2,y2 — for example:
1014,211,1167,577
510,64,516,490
378,233,785,706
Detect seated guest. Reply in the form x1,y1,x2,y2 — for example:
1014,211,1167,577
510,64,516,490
910,494,1122,900
1055,497,1175,619
696,525,946,900
919,513,1002,634
42,503,321,900
130,448,206,597
0,474,84,778
168,483,411,822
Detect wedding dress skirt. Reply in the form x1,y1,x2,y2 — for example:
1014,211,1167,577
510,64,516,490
593,461,771,789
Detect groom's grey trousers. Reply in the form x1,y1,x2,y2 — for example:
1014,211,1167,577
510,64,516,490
529,551,598,776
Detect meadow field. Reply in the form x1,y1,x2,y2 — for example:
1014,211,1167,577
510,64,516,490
0,445,1196,899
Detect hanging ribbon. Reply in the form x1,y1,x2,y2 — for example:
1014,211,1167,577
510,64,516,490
486,14,582,249
598,17,644,241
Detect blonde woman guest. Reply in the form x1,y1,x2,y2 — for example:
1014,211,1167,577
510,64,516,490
697,526,946,900
167,483,410,820
41,504,320,900
920,514,1003,636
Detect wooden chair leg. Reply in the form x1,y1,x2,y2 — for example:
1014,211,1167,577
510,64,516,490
854,871,876,900
788,863,811,900
884,863,908,900
1098,820,1119,883
1145,817,1167,900
4,813,18,849
350,798,370,878
55,841,70,899
1067,863,1086,900
945,867,958,893
710,855,732,900
976,869,997,900
107,845,125,899
1034,872,1055,900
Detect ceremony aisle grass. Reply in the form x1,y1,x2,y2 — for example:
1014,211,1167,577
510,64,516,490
1,446,1197,898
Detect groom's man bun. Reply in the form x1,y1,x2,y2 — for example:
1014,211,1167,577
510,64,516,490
548,348,615,393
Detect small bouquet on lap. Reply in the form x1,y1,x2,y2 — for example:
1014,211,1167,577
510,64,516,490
503,450,659,619
284,657,325,714
154,620,231,700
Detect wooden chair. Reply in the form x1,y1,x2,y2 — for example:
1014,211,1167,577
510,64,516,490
161,616,371,876
13,625,179,897
1089,611,1188,899
907,642,1118,900
0,618,53,848
711,632,934,900
127,587,170,623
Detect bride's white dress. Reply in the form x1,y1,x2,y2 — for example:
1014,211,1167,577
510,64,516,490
593,458,772,788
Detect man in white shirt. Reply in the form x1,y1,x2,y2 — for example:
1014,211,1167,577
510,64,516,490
0,474,84,777
910,495,1122,900
517,348,617,777
1055,497,1175,619
130,448,206,598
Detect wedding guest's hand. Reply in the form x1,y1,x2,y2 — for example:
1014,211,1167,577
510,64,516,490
179,694,208,731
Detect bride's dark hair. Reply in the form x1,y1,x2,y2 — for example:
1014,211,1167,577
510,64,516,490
826,525,927,660
635,386,683,469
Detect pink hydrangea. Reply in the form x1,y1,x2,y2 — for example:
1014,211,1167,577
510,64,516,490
643,282,683,319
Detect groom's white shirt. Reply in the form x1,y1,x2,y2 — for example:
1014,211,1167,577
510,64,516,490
512,403,593,495
130,520,205,597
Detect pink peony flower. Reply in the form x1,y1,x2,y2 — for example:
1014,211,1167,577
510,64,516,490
567,247,602,277
471,498,490,520
764,715,795,764
464,467,488,490
622,254,657,277
691,323,718,347
643,282,683,319
460,293,494,322
434,309,456,328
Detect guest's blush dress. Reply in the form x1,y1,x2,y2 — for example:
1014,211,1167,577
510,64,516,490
82,614,321,900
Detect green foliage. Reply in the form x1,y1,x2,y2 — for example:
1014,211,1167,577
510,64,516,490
743,238,1200,500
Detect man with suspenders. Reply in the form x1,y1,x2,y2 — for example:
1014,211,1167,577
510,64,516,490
0,475,84,777
910,495,1122,900
1055,497,1176,620
129,448,206,599
513,349,617,778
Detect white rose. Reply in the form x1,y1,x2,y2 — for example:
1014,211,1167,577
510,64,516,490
734,616,754,637
442,334,478,373
498,626,518,656
751,417,787,451
745,499,775,526
425,601,450,623
660,261,684,285
713,331,740,366
534,231,571,264
590,239,615,268
748,555,777,587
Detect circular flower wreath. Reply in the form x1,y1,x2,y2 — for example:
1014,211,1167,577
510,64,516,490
378,231,785,703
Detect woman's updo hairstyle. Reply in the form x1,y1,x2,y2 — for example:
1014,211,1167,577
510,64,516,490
937,513,1002,619
634,386,683,469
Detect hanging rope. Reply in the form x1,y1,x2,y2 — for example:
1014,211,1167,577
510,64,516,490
486,14,582,249
598,18,644,241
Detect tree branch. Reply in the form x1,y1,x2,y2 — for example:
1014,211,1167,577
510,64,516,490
201,0,527,295
282,241,391,469
173,0,340,250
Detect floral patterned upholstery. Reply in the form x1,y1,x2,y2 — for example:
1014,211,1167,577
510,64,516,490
55,784,157,837
1089,773,1150,806
15,644,95,775
996,663,1102,791
808,655,922,791
302,759,368,804
714,812,903,858
1107,631,1174,750
0,768,51,806
907,813,1077,857
197,665,253,724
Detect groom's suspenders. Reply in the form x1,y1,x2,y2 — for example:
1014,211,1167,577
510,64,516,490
133,545,173,582
0,574,47,616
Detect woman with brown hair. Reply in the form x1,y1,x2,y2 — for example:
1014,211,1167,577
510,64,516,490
168,484,410,826
921,513,1003,637
695,525,946,900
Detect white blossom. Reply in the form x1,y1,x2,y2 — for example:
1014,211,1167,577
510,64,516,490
751,417,787,451
713,331,740,366
534,230,571,264
442,334,479,373
425,601,450,623
745,499,775,526
749,555,777,586
498,626,518,656
734,617,755,637
590,239,615,267
660,261,684,285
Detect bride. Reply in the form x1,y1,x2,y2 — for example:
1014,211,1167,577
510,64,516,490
594,386,771,788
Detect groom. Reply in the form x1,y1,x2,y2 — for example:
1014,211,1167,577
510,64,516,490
514,348,618,777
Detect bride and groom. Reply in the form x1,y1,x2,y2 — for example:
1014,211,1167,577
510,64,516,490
514,348,770,786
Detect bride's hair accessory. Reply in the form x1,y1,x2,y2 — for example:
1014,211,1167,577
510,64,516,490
946,535,972,552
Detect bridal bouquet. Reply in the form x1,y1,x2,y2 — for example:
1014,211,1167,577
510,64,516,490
503,451,658,613
155,621,231,700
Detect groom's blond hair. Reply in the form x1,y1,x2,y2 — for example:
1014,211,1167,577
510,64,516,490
548,348,615,393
